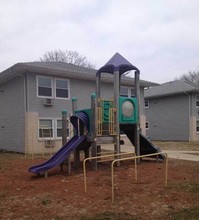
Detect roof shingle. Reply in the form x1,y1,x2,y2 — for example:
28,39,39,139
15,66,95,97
145,80,199,98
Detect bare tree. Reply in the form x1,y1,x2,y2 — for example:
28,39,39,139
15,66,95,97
40,49,95,68
177,71,199,84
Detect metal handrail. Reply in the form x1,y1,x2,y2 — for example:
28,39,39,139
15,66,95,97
83,151,135,192
111,152,168,203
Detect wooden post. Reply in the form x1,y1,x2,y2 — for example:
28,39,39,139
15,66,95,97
60,110,70,173
72,97,80,170
62,110,67,146
72,97,77,114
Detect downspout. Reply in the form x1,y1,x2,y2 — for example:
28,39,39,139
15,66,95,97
23,74,28,155
24,73,29,112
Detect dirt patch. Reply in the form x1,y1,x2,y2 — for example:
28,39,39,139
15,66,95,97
0,144,199,219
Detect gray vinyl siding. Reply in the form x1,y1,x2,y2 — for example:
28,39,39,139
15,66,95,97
71,79,114,110
26,73,115,117
0,62,155,153
0,71,146,152
140,89,145,115
27,72,143,117
0,77,25,152
27,73,73,117
191,93,199,118
146,94,189,141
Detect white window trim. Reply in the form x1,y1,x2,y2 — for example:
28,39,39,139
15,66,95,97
120,86,135,98
130,87,135,97
38,117,55,140
120,86,129,97
36,75,70,100
54,78,70,100
55,118,62,139
37,75,53,98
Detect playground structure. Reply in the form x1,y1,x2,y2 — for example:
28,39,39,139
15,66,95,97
29,52,165,176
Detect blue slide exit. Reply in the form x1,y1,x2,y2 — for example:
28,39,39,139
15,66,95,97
29,135,86,174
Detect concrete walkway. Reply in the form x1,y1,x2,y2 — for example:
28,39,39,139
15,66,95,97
163,150,199,162
101,145,199,162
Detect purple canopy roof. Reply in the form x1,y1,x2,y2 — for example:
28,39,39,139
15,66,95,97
97,52,139,76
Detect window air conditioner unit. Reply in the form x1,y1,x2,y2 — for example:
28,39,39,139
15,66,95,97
45,140,55,148
43,98,53,106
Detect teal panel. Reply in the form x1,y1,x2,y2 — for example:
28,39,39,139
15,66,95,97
119,97,138,124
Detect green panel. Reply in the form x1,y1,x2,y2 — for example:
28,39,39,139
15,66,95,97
102,100,113,123
119,97,138,124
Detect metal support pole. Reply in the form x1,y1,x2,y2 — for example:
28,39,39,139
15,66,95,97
96,72,101,99
134,70,140,163
91,93,97,170
114,70,120,166
62,110,67,146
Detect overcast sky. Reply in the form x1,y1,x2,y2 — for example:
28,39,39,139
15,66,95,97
0,0,199,83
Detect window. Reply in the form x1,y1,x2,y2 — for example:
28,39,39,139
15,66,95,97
56,119,62,138
196,120,199,132
55,79,69,99
130,88,135,97
39,119,53,138
145,122,149,130
144,99,149,108
37,76,70,99
196,94,199,107
120,87,128,97
39,118,71,139
56,119,70,138
120,86,135,97
37,76,53,97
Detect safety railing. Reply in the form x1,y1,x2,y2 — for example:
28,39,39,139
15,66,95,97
83,152,136,192
109,107,116,135
97,107,103,136
96,98,116,136
111,152,168,203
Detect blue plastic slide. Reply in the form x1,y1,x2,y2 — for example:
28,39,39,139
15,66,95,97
29,135,86,174
29,111,89,174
